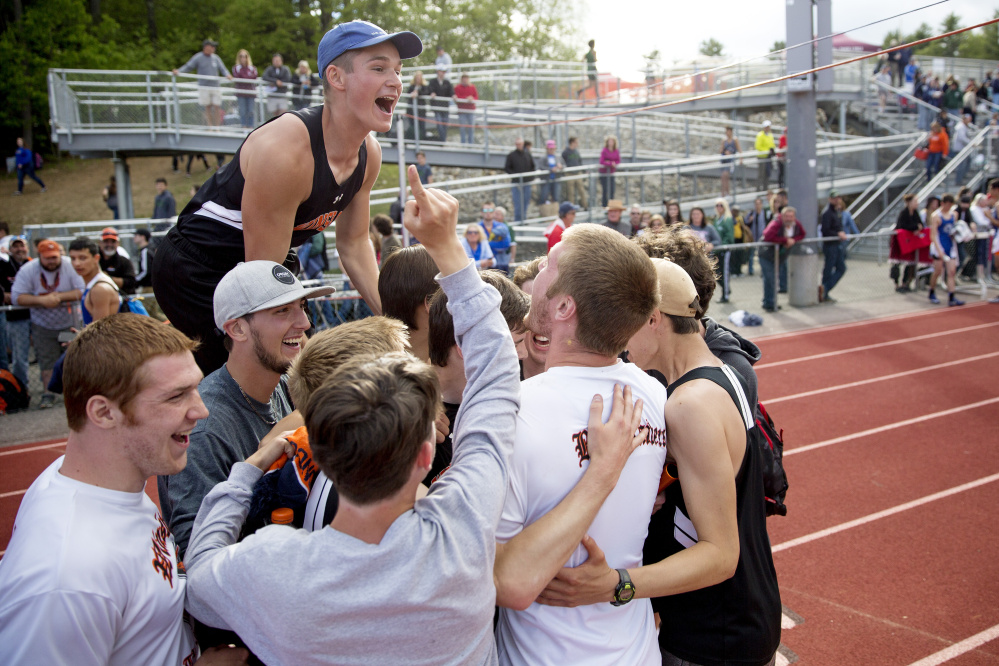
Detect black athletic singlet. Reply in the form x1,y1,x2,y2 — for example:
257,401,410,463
645,365,781,666
174,105,368,266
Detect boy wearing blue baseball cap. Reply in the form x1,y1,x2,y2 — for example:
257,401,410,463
154,20,422,375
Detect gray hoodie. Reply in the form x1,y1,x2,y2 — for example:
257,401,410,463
703,316,762,408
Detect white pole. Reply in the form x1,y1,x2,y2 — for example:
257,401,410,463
396,110,410,246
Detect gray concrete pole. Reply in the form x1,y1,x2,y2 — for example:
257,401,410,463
396,112,410,246
113,156,133,220
786,0,818,238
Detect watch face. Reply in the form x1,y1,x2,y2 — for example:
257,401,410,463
619,583,636,602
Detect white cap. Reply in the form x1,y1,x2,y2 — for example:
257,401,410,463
213,260,334,331
762,120,772,127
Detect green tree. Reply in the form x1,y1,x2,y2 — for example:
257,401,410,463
771,40,785,53
699,38,724,58
0,0,132,148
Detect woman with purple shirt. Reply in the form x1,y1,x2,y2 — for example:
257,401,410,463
599,135,620,207
232,49,258,128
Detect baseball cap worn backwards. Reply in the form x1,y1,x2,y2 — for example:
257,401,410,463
213,260,335,331
317,20,423,78
650,258,699,318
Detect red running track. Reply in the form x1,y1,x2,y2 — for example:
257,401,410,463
755,303,999,665
1,304,997,665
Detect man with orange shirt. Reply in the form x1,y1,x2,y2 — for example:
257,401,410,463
926,121,949,181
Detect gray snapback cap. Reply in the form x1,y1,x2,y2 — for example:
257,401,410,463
213,260,335,331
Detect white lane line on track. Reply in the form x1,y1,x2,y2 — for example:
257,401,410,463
0,441,68,456
755,322,999,370
906,623,999,666
772,472,999,554
0,490,26,499
753,301,989,342
767,351,999,404
785,397,999,457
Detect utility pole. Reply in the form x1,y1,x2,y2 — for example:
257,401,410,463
785,0,832,238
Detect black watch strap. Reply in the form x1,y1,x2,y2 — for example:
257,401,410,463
611,568,636,606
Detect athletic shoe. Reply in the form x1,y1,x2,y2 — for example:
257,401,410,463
989,296,999,304
949,297,965,307
13,191,22,196
38,393,56,409
929,293,940,304
40,188,47,193
823,295,837,304
718,298,730,304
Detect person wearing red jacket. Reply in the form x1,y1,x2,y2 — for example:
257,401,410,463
454,73,478,144
759,206,806,312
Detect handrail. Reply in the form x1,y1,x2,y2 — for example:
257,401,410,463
847,132,928,221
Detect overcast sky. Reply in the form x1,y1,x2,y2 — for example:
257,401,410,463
580,0,995,80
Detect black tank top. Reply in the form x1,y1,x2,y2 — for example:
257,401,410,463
644,365,781,666
174,105,368,266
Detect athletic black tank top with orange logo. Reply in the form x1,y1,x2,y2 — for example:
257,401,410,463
174,105,367,265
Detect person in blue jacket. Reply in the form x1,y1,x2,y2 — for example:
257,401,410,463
13,138,46,195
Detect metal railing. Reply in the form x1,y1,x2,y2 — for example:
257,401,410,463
46,67,856,166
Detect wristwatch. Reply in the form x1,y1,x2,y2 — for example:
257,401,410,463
611,568,636,606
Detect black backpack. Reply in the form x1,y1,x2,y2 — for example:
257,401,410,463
755,401,789,516
0,369,30,414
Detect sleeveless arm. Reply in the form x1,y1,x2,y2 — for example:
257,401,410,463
335,135,384,315
88,282,120,321
240,117,314,264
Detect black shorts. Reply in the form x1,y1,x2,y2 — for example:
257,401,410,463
152,228,233,374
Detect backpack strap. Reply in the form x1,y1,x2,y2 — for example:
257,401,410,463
667,365,754,431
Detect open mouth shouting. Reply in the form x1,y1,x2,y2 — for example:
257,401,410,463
171,432,191,448
375,95,396,118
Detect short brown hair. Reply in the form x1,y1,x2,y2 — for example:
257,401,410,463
372,214,394,237
428,270,529,367
512,257,543,289
288,316,409,406
321,50,356,98
548,225,658,356
633,226,717,319
306,352,440,504
64,315,199,431
379,245,439,331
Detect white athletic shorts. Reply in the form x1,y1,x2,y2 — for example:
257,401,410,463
198,87,222,107
267,96,290,114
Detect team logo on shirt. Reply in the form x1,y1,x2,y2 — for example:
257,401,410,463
571,421,667,467
151,511,175,588
296,208,343,232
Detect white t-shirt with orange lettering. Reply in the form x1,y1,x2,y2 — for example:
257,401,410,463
0,457,197,666
496,361,668,666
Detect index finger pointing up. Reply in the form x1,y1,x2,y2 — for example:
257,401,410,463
407,164,427,200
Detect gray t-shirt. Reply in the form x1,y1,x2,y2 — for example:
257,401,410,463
178,52,229,87
10,257,85,330
184,261,520,665
158,364,293,557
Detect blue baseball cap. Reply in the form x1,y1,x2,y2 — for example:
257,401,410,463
558,201,579,217
317,20,423,79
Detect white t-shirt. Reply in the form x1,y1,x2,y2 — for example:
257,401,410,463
0,457,197,666
496,361,668,666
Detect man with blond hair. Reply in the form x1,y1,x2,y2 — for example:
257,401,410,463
493,224,669,665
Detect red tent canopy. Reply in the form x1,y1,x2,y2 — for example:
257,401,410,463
833,34,880,53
